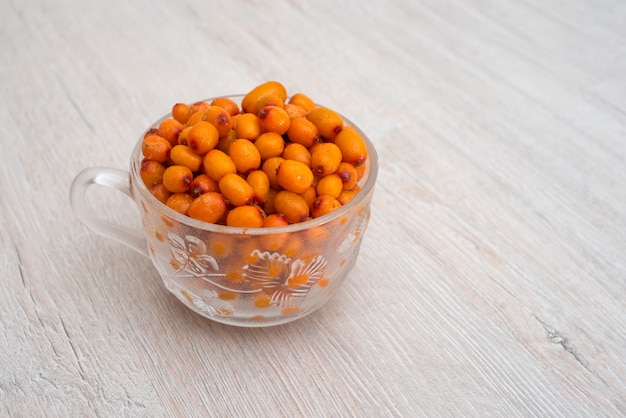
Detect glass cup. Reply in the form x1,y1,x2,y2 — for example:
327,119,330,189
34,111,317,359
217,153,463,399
70,95,378,327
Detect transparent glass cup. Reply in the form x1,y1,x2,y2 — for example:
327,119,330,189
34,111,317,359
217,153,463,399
70,96,378,327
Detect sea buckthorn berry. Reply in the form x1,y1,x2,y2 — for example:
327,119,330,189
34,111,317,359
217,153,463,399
282,143,311,167
219,173,255,206
288,93,316,113
316,174,343,198
254,132,285,160
188,121,219,155
257,106,291,135
150,183,172,204
216,129,238,153
166,193,194,215
226,205,265,228
144,128,158,138
142,134,172,163
262,156,285,189
203,105,232,137
235,112,261,141
140,159,166,188
286,117,319,147
283,103,307,119
274,191,310,224
263,213,289,228
310,142,342,176
306,107,343,140
355,163,366,181
256,94,284,111
203,149,237,181
334,126,368,166
162,165,193,193
335,161,358,190
276,159,314,194
170,144,203,172
157,118,184,146
298,186,317,210
242,81,288,115
190,173,219,198
186,110,205,127
189,101,210,115
263,188,278,215
178,126,193,145
210,97,239,116
337,189,357,205
172,103,191,124
229,138,261,174
188,192,227,224
311,194,341,218
246,170,270,203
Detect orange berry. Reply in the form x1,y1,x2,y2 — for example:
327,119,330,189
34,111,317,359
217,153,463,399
142,134,172,163
177,126,193,145
263,187,278,215
335,161,358,190
172,103,191,124
203,149,237,182
276,159,314,193
170,144,203,172
256,94,284,111
242,81,288,115
283,103,307,119
162,165,193,193
246,170,270,203
306,107,343,140
140,159,166,188
337,189,357,205
210,97,240,116
311,194,341,218
262,213,289,228
254,132,285,160
262,156,285,189
186,110,205,127
189,173,219,198
229,138,261,174
203,105,232,137
216,129,238,154
189,101,210,115
355,163,367,181
310,142,342,176
288,93,316,113
166,193,194,215
274,190,310,224
188,192,227,224
258,105,291,135
298,186,317,210
286,117,319,147
188,121,219,155
235,113,261,141
226,205,264,228
150,183,172,204
218,173,255,206
157,118,184,146
282,143,311,167
316,174,343,198
334,126,368,166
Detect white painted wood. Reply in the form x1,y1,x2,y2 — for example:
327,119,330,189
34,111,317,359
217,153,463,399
1,0,624,416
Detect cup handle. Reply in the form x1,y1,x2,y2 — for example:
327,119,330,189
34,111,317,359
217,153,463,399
70,167,149,257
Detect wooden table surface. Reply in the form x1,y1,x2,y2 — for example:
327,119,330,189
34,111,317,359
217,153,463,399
2,0,625,416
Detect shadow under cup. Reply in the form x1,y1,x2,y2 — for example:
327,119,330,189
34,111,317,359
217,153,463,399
73,98,378,327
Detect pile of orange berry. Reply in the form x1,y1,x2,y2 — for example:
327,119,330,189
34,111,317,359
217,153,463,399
139,81,369,228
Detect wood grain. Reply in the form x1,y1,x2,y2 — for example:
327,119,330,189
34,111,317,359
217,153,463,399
1,0,624,416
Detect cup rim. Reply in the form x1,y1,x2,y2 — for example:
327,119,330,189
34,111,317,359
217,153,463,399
130,94,378,236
